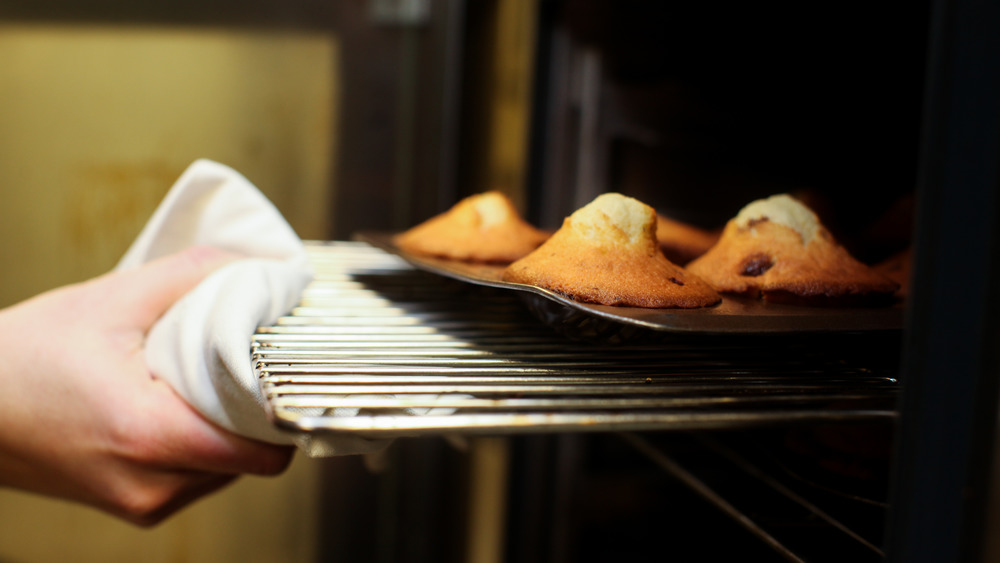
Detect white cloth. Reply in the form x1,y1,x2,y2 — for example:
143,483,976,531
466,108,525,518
117,159,389,457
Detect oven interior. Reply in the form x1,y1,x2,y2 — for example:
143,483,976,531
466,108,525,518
2,0,993,561
266,242,900,562
311,1,997,562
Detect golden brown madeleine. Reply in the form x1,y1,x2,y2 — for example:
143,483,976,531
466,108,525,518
502,193,720,309
875,247,911,298
686,194,900,305
394,191,549,263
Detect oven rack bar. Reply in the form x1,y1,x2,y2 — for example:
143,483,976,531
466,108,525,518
624,432,886,562
254,241,899,437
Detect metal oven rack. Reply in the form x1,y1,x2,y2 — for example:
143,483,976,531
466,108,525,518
254,241,901,562
255,241,898,436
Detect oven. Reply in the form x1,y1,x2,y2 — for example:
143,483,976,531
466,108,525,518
259,1,998,561
257,241,902,562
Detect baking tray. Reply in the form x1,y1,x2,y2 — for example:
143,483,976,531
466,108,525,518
354,231,904,336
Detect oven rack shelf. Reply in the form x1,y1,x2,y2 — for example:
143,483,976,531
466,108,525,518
253,241,900,438
623,431,889,562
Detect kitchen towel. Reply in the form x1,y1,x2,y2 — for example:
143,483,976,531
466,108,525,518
117,159,391,457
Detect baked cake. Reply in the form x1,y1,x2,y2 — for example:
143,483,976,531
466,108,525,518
394,191,549,263
686,194,900,305
502,193,721,308
655,214,720,265
876,247,911,297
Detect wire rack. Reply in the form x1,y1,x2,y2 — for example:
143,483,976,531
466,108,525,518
253,241,900,438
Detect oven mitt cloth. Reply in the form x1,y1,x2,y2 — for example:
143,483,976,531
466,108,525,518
116,159,392,457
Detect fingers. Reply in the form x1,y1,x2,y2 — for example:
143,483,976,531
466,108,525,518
176,430,295,477
172,424,295,477
101,406,293,526
114,246,241,330
135,380,295,477
92,383,294,526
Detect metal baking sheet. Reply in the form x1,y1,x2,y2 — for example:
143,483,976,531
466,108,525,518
355,231,904,335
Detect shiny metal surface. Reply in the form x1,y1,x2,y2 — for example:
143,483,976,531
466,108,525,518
254,241,899,438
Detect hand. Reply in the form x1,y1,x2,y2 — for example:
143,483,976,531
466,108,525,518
0,246,294,526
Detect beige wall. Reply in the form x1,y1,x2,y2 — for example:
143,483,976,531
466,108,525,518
0,23,339,561
0,24,338,307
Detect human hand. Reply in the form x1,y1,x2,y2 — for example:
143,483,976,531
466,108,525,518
0,246,294,526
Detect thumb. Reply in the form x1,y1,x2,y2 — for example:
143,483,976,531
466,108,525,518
113,246,240,331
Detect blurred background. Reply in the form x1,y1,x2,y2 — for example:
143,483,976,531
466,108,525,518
0,22,337,309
